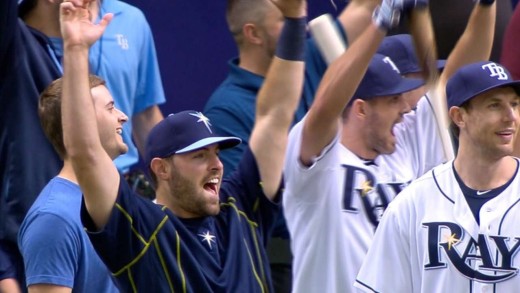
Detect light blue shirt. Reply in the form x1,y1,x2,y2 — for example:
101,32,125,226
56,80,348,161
91,0,165,172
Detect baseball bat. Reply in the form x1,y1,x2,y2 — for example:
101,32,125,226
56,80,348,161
309,11,455,161
308,14,347,64
408,7,455,161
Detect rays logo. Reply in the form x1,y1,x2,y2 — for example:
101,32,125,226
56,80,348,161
423,222,520,282
341,164,408,227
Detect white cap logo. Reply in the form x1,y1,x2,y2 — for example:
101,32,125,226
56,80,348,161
189,112,213,133
382,56,401,74
481,63,508,80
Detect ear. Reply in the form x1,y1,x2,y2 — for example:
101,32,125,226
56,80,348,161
242,23,263,45
352,99,367,118
449,106,465,129
150,158,170,182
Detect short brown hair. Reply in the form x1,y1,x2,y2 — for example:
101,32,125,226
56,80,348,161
38,75,106,159
449,99,473,139
226,0,271,46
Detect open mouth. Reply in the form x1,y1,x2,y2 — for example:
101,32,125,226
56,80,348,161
204,178,219,194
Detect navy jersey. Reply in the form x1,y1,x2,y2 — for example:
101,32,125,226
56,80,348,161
0,0,62,244
82,148,278,292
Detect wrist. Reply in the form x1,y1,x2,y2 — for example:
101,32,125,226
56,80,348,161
275,17,307,61
63,42,90,52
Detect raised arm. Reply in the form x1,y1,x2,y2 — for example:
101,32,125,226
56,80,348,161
439,0,496,85
248,0,306,199
299,23,385,166
60,0,115,229
338,0,380,44
300,0,429,166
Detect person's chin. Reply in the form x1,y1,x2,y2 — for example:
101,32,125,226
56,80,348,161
119,144,129,155
206,204,220,216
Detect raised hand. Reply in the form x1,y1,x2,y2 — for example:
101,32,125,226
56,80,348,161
59,0,113,50
372,0,400,30
373,0,429,30
270,0,307,18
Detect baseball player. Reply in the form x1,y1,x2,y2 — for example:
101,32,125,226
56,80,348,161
283,1,496,292
355,61,520,292
58,0,307,292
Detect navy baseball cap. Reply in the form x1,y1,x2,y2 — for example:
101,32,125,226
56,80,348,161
145,111,241,165
377,34,446,75
352,54,424,100
447,61,520,109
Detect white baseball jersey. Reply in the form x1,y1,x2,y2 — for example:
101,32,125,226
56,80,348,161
355,159,520,293
283,95,445,293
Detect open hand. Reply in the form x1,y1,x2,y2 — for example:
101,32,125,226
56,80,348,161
60,0,113,50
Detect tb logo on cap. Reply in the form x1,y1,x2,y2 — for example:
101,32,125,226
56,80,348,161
482,63,508,80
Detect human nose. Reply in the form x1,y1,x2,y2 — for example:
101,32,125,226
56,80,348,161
210,153,223,171
117,108,128,124
400,95,412,115
504,105,518,122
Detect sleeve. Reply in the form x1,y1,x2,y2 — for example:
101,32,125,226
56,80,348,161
19,214,79,288
224,148,280,242
133,13,166,114
354,197,413,292
81,174,170,274
283,119,341,204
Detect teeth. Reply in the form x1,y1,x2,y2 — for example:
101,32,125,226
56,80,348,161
208,178,219,184
116,129,122,134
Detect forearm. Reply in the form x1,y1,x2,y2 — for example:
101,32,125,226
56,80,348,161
250,3,307,199
440,2,496,83
60,2,117,229
62,46,98,161
301,22,386,164
338,0,380,45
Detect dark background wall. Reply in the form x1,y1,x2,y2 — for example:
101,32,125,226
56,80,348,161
125,0,511,116
125,0,346,114
124,0,512,170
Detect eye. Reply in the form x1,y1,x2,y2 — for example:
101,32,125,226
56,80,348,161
511,101,520,108
194,153,204,159
488,103,500,109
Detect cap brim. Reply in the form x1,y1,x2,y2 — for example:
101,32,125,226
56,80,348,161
176,136,241,154
453,80,520,108
379,77,424,97
403,60,446,74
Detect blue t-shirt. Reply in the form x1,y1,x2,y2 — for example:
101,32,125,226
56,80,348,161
18,177,118,292
82,148,279,292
